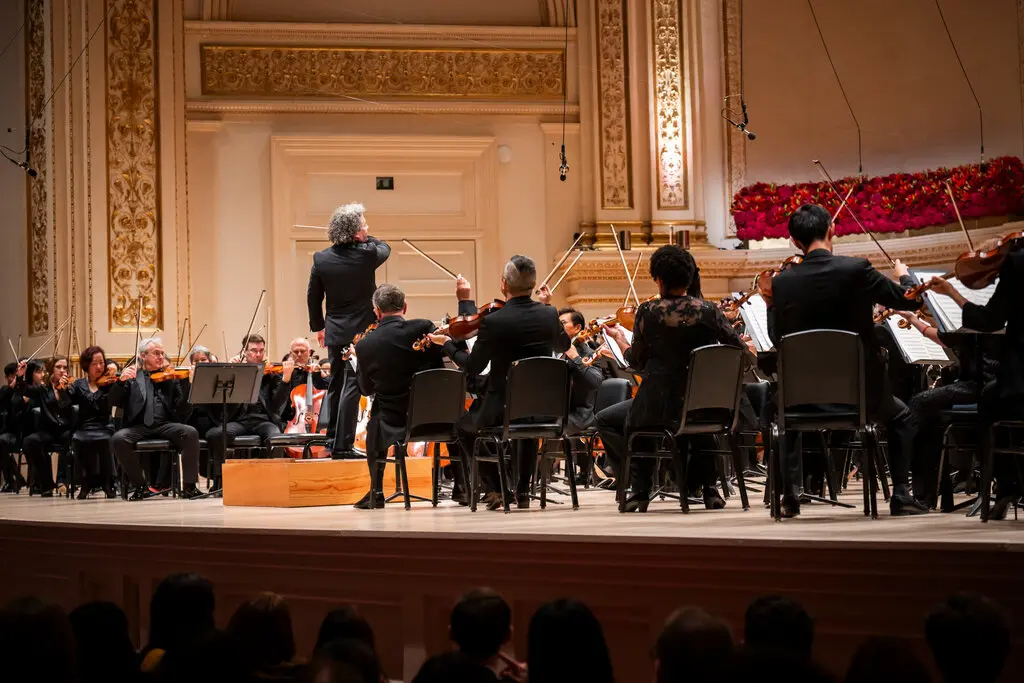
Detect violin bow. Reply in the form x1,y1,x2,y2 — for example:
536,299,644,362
184,323,207,361
238,290,267,360
175,317,189,366
537,233,585,293
401,239,458,280
25,314,73,363
548,249,585,294
622,253,643,307
609,225,640,305
8,339,17,361
127,296,143,369
944,180,974,251
831,185,855,223
813,160,897,267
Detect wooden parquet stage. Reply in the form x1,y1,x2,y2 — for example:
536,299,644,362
0,487,1021,682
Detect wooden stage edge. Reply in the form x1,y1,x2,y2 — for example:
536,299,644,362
1,492,1022,683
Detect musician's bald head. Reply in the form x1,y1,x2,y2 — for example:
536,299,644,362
502,255,537,297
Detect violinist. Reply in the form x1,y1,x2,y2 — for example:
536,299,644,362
307,203,390,459
0,362,24,492
926,238,1024,519
66,346,117,499
184,345,220,478
109,337,202,500
767,204,926,517
207,334,294,470
21,356,73,497
287,337,328,392
428,255,571,510
351,284,446,509
553,306,604,483
595,245,746,512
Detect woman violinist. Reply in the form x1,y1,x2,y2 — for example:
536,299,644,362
65,346,118,498
926,233,1024,519
20,356,73,496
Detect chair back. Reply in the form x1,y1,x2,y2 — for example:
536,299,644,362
594,378,631,414
405,369,466,443
503,357,571,438
676,344,745,434
777,329,865,428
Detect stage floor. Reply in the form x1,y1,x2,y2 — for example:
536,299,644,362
0,486,1021,550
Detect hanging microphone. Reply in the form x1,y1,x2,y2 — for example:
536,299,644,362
723,95,756,140
558,144,568,182
21,128,36,176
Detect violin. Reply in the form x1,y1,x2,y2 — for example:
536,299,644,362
96,370,119,387
752,255,803,306
904,231,1024,300
339,323,378,360
412,300,505,350
612,295,659,332
873,309,912,329
151,366,190,383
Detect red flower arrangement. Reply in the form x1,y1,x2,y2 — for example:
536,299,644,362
732,156,1024,241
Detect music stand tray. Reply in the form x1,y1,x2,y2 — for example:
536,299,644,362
189,363,262,498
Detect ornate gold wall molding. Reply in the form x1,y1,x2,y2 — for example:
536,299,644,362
26,0,50,336
186,101,579,116
200,45,565,100
106,0,161,329
651,0,688,209
722,0,744,237
595,0,633,209
185,21,574,44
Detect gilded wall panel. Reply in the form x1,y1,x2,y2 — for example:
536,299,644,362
105,0,160,329
595,0,633,209
26,0,50,335
651,0,687,209
723,0,744,236
200,45,565,99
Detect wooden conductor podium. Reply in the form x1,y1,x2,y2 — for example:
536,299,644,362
222,457,434,507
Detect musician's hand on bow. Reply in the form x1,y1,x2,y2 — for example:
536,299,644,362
896,310,918,323
892,259,910,279
16,360,26,377
927,276,957,298
456,275,472,302
315,329,325,349
282,358,295,382
120,366,137,381
320,363,331,377
601,323,627,344
229,354,243,363
596,346,616,361
537,284,552,306
564,344,579,360
740,333,758,356
427,333,451,347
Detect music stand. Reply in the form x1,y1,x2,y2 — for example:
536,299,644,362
188,363,262,498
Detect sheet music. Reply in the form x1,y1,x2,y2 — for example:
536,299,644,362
735,293,774,353
601,327,632,368
883,317,951,365
913,270,1000,334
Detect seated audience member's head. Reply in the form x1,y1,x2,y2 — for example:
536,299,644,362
925,593,1010,683
726,648,835,683
308,637,383,683
844,637,930,683
655,607,734,683
69,601,138,683
412,651,497,683
450,588,512,665
159,628,246,683
316,606,376,654
744,595,814,660
501,255,537,298
226,591,297,673
528,599,613,683
788,204,833,253
148,573,216,655
649,245,698,297
0,596,76,683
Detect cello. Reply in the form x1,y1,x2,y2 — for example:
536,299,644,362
283,354,327,459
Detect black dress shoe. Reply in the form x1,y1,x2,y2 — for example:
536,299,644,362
40,489,54,498
781,495,801,518
180,485,203,500
890,493,929,516
988,495,1016,521
128,487,149,501
102,484,117,499
516,494,530,509
703,488,727,510
484,491,508,511
331,450,360,460
353,491,385,509
76,487,90,500
623,490,650,513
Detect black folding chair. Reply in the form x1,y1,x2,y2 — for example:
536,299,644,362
575,378,631,488
472,357,574,513
620,344,750,513
772,330,882,520
979,419,1024,522
365,369,467,510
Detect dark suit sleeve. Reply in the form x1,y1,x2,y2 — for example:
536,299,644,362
355,340,374,396
367,237,390,267
576,363,603,394
307,256,326,333
863,261,922,312
442,341,470,367
962,257,1014,333
462,317,494,378
458,299,478,316
266,375,292,417
172,379,193,421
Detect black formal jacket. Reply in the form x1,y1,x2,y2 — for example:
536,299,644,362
67,378,114,434
444,295,571,426
564,351,603,433
23,382,72,435
625,295,747,430
768,249,921,416
355,316,446,453
307,237,391,347
109,372,191,428
962,250,1024,400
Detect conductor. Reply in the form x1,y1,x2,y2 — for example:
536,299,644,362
307,203,391,458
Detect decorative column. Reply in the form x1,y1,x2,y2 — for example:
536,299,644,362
26,0,52,337
594,0,633,211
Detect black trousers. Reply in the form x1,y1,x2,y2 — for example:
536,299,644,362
72,433,114,485
22,430,69,493
0,432,18,486
905,381,979,501
980,382,1024,496
595,399,718,494
455,404,538,496
206,419,281,464
325,348,360,454
111,422,200,487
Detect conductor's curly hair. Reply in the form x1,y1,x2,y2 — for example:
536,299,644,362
649,245,702,297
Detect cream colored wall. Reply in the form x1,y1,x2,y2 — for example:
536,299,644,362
742,0,1023,184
